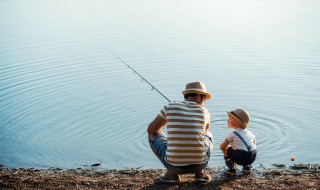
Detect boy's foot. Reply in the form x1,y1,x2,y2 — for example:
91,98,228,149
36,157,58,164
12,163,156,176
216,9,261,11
224,167,236,175
242,165,252,174
159,171,180,183
195,170,212,182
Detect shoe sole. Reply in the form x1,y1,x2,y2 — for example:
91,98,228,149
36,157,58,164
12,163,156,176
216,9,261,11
159,177,180,183
224,171,236,176
195,175,212,182
242,170,252,174
195,179,211,183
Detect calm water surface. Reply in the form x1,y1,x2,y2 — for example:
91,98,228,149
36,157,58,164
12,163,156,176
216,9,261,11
0,0,320,169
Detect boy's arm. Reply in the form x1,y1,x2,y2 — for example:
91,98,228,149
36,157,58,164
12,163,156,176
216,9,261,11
220,139,229,150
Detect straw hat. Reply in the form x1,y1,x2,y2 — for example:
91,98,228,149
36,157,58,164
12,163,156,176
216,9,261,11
182,81,211,100
227,108,250,129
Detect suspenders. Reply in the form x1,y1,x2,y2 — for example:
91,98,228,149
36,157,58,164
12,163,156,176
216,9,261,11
233,131,252,152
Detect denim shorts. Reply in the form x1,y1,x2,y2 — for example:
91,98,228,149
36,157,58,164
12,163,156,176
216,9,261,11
150,134,213,174
227,147,257,166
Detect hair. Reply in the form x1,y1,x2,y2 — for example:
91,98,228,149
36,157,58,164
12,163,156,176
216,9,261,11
184,93,205,100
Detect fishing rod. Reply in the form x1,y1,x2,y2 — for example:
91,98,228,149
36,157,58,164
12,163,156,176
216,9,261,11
107,49,171,102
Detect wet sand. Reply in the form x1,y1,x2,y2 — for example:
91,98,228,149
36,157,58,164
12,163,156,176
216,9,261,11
0,164,319,189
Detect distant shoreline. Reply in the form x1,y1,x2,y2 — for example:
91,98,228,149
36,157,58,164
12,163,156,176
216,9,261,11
1,164,319,189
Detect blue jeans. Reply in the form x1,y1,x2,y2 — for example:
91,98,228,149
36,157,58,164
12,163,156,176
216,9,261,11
149,134,213,174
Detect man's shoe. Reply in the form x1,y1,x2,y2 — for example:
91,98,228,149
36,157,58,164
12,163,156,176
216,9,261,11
242,165,252,174
195,170,212,182
159,171,180,183
224,167,236,175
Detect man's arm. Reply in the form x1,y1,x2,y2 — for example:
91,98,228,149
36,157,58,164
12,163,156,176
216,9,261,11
147,115,166,135
205,123,210,133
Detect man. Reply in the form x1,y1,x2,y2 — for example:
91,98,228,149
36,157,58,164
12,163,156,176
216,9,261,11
147,81,214,183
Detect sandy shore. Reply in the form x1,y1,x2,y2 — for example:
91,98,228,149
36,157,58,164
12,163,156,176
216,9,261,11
0,164,319,189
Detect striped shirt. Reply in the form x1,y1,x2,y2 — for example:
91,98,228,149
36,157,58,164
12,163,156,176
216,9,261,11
158,101,210,166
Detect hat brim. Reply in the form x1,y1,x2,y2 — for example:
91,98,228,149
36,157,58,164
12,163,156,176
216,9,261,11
227,111,247,129
182,90,211,100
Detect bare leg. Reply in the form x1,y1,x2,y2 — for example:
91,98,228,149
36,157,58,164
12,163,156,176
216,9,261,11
221,146,235,171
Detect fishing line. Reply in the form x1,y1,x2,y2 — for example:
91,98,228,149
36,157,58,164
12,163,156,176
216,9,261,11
107,49,171,102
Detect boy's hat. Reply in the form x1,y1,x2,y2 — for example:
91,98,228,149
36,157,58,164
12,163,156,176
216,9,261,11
182,81,211,100
227,108,250,129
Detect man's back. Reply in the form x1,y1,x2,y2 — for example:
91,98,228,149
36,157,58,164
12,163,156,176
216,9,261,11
159,101,210,166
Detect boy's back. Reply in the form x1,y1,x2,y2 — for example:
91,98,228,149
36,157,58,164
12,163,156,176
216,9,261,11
225,128,256,151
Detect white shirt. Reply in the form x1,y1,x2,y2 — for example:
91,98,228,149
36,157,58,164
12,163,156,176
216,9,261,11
225,128,256,151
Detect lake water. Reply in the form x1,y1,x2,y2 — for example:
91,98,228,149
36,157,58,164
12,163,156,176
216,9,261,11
1,0,319,169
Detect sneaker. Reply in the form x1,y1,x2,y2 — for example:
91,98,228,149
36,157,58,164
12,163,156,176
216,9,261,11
159,171,181,183
242,165,252,174
195,170,212,182
224,167,236,175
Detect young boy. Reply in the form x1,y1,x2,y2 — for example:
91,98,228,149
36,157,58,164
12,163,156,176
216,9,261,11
220,108,257,175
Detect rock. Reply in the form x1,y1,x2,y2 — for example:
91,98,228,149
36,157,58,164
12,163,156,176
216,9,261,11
290,164,310,170
91,162,101,167
273,164,286,168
